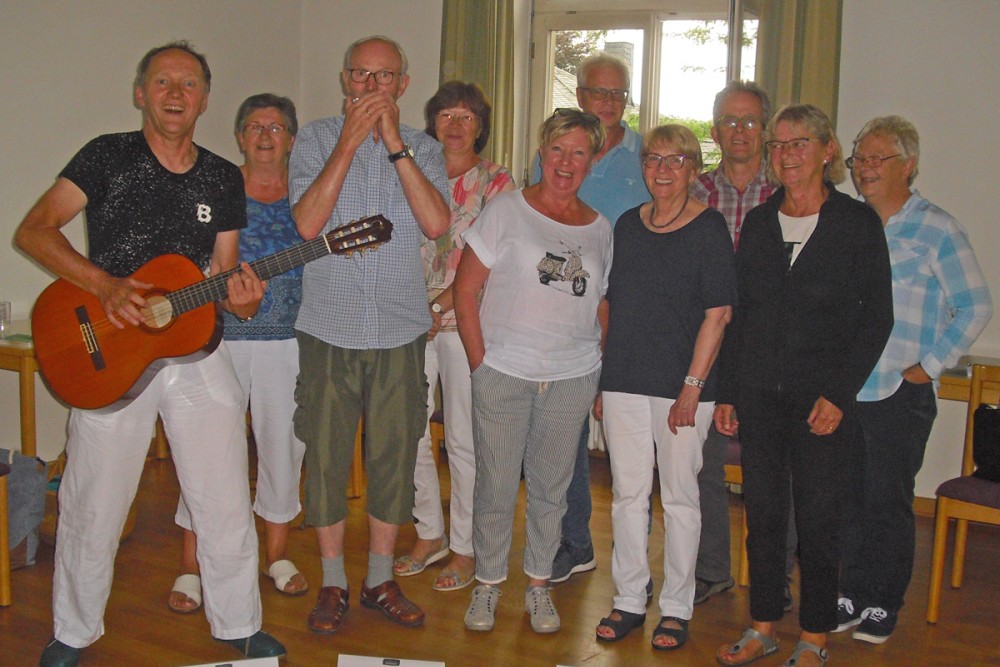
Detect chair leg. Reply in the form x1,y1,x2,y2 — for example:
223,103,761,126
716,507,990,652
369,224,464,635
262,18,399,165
738,506,749,587
348,416,365,499
429,420,444,469
951,518,969,588
0,474,10,607
926,499,949,624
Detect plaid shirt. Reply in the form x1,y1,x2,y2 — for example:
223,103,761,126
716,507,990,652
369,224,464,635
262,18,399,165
858,190,993,401
691,164,774,248
289,116,449,349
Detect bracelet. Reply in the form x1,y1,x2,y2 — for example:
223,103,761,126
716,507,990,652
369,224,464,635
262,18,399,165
683,375,705,389
234,312,254,323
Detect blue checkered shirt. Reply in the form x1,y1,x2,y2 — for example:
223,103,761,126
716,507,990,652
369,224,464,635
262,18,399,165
289,116,449,349
858,190,993,401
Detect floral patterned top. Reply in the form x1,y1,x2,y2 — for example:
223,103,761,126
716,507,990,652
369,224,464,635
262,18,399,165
421,158,515,331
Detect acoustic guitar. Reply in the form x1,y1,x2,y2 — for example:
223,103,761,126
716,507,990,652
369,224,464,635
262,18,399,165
31,215,392,410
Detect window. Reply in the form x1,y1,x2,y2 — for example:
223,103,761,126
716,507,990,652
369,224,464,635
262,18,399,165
528,1,763,170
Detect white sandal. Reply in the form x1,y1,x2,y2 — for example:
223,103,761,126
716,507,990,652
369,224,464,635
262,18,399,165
265,559,309,596
168,573,202,613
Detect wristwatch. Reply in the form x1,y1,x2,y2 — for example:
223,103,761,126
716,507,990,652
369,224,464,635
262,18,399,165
683,375,705,389
431,302,443,314
388,144,414,163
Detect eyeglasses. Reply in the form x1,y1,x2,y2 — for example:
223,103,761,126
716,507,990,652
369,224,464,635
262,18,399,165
845,154,901,169
553,108,602,128
436,111,477,127
347,69,399,84
243,123,286,136
765,137,816,152
718,115,762,131
579,87,629,103
642,153,689,170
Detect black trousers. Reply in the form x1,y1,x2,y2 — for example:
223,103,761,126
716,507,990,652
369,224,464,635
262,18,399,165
739,387,852,633
840,380,935,612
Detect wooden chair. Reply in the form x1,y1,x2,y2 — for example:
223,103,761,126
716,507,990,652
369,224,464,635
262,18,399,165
724,437,750,586
927,363,1000,623
0,462,11,606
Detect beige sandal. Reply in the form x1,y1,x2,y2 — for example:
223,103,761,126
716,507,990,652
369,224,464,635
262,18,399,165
265,559,309,596
168,573,202,613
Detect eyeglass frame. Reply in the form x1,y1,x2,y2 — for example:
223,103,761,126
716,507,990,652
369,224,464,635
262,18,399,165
764,137,817,153
845,154,902,169
346,68,400,85
717,114,763,131
435,111,478,127
242,123,287,137
642,153,690,170
578,87,629,103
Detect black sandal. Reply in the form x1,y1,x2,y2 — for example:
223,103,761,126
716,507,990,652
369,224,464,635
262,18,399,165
652,616,689,651
595,609,646,642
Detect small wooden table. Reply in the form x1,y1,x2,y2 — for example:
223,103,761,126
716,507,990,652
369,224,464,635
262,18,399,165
937,356,1000,404
0,320,38,458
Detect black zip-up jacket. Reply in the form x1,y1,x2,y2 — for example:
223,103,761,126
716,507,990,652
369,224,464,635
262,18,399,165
716,184,894,413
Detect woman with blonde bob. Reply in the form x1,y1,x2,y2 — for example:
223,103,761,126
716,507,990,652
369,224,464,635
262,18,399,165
455,109,612,634
595,124,736,651
714,105,892,667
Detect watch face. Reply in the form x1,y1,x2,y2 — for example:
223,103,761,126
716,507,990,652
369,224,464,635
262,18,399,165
431,302,443,313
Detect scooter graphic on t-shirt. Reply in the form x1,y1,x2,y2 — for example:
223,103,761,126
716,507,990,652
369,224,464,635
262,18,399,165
536,243,589,296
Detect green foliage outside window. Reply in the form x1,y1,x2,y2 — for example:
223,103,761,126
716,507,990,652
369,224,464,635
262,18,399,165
624,112,721,169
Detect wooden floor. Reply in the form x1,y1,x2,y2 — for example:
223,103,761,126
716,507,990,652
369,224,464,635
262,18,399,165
2,452,999,666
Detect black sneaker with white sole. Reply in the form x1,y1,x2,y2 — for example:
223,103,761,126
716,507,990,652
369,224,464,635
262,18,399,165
833,596,863,632
853,606,897,644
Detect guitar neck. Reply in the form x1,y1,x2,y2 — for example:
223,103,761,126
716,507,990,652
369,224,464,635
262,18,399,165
164,222,380,316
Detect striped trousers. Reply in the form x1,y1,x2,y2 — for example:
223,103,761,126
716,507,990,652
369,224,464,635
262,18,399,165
471,364,600,584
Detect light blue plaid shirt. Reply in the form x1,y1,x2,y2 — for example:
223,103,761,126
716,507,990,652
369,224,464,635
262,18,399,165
289,116,449,349
858,190,993,401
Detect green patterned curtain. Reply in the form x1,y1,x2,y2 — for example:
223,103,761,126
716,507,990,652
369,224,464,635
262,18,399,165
439,0,515,169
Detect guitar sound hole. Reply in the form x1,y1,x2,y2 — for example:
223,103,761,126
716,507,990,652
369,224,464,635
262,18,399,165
142,293,175,331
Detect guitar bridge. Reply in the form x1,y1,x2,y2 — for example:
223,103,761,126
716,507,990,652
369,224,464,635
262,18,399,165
76,305,107,371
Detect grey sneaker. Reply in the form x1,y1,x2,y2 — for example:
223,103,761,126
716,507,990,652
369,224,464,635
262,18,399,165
833,596,863,632
693,576,735,604
525,586,561,633
549,542,596,584
465,584,501,632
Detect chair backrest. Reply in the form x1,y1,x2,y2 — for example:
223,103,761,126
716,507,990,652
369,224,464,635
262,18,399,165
962,364,1000,476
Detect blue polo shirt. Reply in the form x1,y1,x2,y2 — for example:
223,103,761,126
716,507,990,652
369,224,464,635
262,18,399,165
531,122,648,225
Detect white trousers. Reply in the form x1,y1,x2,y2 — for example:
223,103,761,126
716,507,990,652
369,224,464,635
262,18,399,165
178,338,304,525
54,345,261,647
411,331,475,557
602,391,711,619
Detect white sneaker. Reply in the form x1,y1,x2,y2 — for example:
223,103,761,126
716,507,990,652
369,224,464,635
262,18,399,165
525,586,560,633
465,584,501,632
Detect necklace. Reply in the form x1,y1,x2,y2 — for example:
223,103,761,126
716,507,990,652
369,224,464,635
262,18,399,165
649,190,689,229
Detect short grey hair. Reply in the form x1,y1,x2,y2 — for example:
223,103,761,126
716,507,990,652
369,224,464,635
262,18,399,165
234,93,298,137
853,115,920,185
576,52,630,89
712,80,772,126
343,35,408,75
767,104,846,184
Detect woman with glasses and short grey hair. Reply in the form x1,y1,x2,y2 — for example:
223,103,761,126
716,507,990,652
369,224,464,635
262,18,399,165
454,109,610,635
714,104,893,667
594,124,736,651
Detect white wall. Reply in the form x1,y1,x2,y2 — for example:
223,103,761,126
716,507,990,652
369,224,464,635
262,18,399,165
0,0,442,460
838,0,1000,497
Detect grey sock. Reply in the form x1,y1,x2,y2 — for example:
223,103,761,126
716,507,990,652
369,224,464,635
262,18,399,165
365,552,394,589
321,556,347,589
